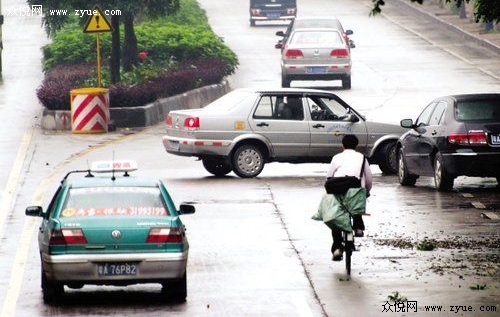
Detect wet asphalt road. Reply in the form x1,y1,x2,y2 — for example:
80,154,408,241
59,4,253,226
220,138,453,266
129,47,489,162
1,0,499,316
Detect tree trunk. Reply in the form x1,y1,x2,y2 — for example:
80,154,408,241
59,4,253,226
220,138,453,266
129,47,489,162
110,15,121,83
459,1,467,19
122,12,139,72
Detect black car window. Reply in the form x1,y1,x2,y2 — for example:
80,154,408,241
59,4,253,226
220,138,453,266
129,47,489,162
416,102,437,126
428,101,447,125
456,99,500,121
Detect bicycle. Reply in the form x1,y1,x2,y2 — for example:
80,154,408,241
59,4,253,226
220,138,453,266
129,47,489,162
342,224,355,276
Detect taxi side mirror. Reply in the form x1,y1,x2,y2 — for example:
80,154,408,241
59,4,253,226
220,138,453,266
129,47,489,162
179,204,195,215
26,206,44,217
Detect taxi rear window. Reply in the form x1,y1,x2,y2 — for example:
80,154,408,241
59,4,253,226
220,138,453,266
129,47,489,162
60,186,169,218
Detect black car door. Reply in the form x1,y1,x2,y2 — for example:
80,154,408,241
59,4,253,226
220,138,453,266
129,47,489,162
418,101,448,174
403,102,437,175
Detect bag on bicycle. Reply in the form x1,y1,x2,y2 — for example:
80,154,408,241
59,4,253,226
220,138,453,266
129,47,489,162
324,176,360,195
324,157,366,195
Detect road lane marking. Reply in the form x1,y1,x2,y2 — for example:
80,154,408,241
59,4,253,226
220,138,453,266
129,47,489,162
471,201,486,209
0,130,33,239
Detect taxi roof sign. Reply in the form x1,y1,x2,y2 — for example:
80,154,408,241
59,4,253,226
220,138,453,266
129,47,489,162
84,6,113,33
91,160,138,173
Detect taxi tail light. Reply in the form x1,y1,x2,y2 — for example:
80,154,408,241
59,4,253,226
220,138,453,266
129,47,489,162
184,117,200,130
146,227,183,243
49,229,87,245
165,113,173,127
448,131,487,145
331,49,349,58
287,8,296,14
285,49,303,59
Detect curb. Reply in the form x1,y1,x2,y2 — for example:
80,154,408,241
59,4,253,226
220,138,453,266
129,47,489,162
394,0,500,55
41,81,232,131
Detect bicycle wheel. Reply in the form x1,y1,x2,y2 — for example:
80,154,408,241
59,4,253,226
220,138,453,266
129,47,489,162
345,244,352,275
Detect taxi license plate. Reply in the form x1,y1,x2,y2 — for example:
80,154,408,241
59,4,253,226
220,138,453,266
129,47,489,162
306,67,327,74
267,13,280,19
97,263,137,276
491,134,500,145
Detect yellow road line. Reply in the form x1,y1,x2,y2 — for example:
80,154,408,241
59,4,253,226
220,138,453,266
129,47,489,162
0,130,33,239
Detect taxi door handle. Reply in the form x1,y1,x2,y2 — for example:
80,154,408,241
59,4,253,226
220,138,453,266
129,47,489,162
313,124,324,128
257,122,269,127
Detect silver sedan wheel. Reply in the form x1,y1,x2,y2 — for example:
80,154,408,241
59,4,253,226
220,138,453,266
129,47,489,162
232,144,265,178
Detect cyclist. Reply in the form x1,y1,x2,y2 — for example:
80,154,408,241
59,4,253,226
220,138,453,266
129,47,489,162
326,134,372,261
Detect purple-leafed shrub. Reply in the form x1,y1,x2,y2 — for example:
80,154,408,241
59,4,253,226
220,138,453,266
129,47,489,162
38,57,227,110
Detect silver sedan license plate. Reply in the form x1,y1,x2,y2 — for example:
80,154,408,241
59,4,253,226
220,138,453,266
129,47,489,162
491,134,500,145
97,262,138,276
306,66,327,74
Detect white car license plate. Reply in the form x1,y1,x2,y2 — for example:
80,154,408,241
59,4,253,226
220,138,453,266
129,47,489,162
168,140,180,151
491,134,500,145
306,67,327,74
97,263,137,276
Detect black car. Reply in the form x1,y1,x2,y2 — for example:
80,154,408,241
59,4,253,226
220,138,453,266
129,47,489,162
249,0,296,26
397,94,500,191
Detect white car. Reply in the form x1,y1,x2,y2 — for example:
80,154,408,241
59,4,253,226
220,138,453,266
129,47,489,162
163,88,407,178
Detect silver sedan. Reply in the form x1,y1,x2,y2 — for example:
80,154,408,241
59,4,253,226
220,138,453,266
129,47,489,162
279,28,352,89
163,88,407,178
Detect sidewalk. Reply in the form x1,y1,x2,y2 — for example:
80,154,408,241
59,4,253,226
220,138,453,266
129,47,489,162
396,0,500,55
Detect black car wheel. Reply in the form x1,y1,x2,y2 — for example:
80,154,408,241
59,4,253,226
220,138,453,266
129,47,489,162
377,142,398,174
202,158,232,177
232,144,265,178
398,149,418,186
434,153,454,191
42,269,63,304
162,273,187,302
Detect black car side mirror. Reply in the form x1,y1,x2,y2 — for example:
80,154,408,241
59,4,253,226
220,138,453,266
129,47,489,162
345,29,353,35
276,31,285,37
400,118,414,128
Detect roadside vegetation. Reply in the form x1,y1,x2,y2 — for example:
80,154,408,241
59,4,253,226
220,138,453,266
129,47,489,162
35,0,238,110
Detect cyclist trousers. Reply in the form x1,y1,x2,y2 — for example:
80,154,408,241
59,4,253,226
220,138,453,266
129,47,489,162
331,215,365,252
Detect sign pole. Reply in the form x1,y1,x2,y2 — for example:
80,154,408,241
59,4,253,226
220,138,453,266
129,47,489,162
96,33,101,87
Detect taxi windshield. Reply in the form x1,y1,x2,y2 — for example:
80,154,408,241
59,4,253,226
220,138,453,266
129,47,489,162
60,186,169,218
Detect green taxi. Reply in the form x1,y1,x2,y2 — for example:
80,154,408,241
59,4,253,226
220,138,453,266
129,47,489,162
26,160,195,303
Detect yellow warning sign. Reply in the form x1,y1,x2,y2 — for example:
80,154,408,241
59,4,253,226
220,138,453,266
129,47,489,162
83,6,112,33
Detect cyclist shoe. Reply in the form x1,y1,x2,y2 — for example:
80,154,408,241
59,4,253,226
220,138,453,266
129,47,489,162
332,248,343,261
355,229,364,237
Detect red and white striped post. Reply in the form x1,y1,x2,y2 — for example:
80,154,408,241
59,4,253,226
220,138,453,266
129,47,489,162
70,88,110,133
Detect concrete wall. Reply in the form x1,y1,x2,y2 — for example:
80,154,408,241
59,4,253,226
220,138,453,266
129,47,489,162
41,81,231,131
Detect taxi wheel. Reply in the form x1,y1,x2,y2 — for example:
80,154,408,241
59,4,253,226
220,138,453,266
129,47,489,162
41,269,63,304
202,158,232,177
162,273,187,302
434,153,454,191
232,144,265,178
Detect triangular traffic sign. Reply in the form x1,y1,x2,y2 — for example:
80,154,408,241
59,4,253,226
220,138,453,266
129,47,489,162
84,6,113,33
